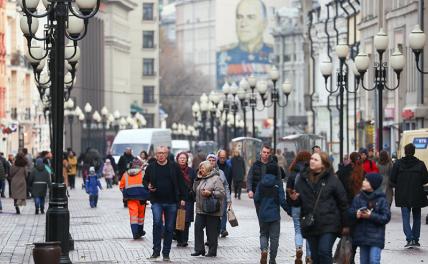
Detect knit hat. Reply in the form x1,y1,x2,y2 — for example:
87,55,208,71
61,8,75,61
206,153,217,161
130,158,143,169
365,173,383,190
89,167,95,174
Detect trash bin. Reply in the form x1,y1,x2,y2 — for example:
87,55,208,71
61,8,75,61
33,241,61,264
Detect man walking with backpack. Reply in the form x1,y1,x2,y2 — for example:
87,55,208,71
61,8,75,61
391,143,428,248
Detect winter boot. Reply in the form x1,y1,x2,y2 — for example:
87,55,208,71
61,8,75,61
305,256,312,264
15,206,20,214
41,207,45,214
260,250,268,264
35,208,39,215
138,224,146,237
295,248,303,264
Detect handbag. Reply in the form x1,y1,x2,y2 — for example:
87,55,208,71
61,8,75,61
175,207,186,231
227,207,239,227
301,182,324,230
333,235,353,263
202,195,220,213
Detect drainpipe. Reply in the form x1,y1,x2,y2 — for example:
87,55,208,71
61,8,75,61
308,9,316,134
325,4,334,152
347,0,360,149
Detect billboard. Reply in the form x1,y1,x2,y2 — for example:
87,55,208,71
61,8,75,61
216,0,282,88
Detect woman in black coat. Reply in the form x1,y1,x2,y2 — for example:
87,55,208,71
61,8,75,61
230,150,245,199
292,152,349,264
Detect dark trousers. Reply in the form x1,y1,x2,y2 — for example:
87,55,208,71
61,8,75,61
7,179,11,197
176,222,191,244
194,213,220,255
0,179,5,197
68,175,76,189
307,232,337,264
105,178,113,188
233,180,242,198
89,195,98,208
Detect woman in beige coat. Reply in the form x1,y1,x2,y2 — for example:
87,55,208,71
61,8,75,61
191,161,225,258
8,153,28,214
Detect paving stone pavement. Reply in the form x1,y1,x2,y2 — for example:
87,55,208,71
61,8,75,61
0,177,427,264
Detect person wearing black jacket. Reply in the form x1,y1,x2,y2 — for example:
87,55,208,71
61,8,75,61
293,152,349,264
117,148,134,180
390,143,428,248
143,146,186,261
230,150,246,199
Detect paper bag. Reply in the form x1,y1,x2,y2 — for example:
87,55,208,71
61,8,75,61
175,208,186,231
227,208,238,227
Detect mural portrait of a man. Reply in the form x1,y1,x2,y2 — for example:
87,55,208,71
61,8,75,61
217,0,273,87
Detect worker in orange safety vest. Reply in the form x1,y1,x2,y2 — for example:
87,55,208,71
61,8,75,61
119,158,150,239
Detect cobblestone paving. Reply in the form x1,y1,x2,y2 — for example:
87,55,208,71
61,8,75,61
0,177,427,263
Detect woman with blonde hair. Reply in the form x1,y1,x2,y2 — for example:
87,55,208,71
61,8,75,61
191,160,225,257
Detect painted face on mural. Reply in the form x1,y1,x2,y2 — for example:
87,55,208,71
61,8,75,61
235,0,267,48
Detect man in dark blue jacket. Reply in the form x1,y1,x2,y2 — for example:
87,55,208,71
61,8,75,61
254,163,288,264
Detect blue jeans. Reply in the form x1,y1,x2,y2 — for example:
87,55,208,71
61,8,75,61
34,196,45,209
151,203,177,256
292,207,311,256
401,207,421,242
307,233,337,264
260,220,280,261
359,246,381,264
220,201,228,233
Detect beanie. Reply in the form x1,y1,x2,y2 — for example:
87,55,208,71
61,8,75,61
206,153,217,161
359,148,368,156
365,173,383,190
130,158,143,170
89,167,95,174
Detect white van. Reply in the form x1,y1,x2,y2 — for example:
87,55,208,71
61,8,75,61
171,140,191,156
111,128,172,162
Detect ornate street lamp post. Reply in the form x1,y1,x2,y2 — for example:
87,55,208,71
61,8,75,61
19,0,100,262
238,78,249,137
84,102,92,149
100,106,109,155
354,29,405,152
199,93,209,141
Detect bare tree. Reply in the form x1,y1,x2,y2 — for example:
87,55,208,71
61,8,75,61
159,29,210,127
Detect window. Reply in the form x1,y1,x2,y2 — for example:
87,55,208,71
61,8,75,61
143,58,155,76
143,31,155,48
143,3,154,21
143,86,155,103
143,113,155,128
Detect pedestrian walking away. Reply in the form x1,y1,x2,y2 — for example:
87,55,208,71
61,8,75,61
359,148,379,174
390,143,428,248
191,160,225,258
85,167,102,208
119,158,149,239
286,151,312,264
67,151,78,189
378,151,394,207
103,159,115,188
230,149,246,200
0,152,10,198
255,163,288,264
8,153,28,214
293,152,349,264
28,158,51,214
143,146,186,261
175,152,197,247
118,147,135,208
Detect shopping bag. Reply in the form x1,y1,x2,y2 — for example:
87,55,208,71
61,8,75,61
333,235,353,264
175,208,186,231
227,208,239,227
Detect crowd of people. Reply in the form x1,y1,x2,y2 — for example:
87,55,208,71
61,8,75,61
0,142,427,264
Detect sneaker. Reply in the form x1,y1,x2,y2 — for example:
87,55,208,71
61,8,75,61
148,252,160,259
413,240,421,247
404,241,413,248
163,255,171,261
221,231,229,238
260,251,268,264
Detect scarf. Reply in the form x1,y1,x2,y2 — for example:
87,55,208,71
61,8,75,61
180,164,191,186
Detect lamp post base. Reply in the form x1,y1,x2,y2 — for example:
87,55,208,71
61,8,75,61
46,183,71,264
